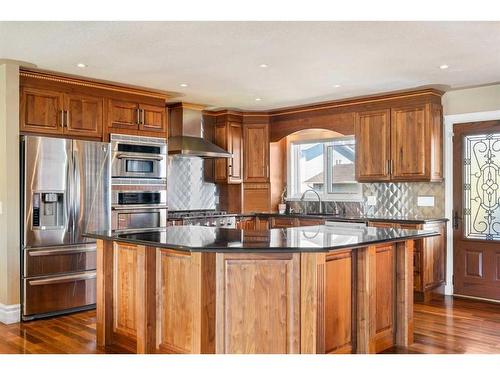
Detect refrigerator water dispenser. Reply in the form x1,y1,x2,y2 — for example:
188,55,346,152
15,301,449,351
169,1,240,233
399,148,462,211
32,192,65,229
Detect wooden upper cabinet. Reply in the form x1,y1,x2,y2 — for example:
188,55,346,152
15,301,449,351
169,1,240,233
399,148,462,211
391,105,428,180
243,123,269,183
108,99,139,130
228,122,243,183
108,100,167,136
355,103,443,182
355,109,391,182
214,123,228,182
64,93,103,137
215,120,243,184
20,87,63,134
139,103,167,134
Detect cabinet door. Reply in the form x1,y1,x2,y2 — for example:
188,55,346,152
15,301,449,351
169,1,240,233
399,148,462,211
139,104,167,134
108,99,139,131
243,184,270,213
64,93,103,137
355,109,391,181
20,87,63,134
421,222,446,290
244,123,269,183
228,122,243,183
390,105,429,180
214,123,228,182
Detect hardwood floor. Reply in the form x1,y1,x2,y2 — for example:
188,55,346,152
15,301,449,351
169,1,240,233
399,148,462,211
384,296,500,354
1,296,499,354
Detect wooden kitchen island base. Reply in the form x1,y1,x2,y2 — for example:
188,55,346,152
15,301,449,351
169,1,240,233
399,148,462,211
95,236,415,354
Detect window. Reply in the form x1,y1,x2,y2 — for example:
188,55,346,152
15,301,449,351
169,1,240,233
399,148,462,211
288,135,362,201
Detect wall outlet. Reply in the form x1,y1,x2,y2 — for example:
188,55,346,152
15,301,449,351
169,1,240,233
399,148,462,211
366,195,377,206
417,196,435,207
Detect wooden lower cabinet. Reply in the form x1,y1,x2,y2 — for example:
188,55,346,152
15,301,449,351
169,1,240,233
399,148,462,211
96,239,414,354
367,221,446,301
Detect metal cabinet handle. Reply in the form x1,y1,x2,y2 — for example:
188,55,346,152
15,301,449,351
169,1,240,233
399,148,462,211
61,110,65,128
141,109,145,125
28,272,96,286
65,110,70,129
136,108,141,125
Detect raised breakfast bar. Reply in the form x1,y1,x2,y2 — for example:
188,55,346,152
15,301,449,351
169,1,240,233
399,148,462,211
86,225,437,354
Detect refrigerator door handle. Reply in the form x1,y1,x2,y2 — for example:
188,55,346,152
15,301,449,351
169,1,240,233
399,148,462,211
66,140,74,235
27,246,96,257
73,143,80,239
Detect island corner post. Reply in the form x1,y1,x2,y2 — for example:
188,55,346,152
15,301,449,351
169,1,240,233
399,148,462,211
95,237,415,354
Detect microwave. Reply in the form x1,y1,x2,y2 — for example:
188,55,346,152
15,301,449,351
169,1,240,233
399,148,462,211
111,134,167,179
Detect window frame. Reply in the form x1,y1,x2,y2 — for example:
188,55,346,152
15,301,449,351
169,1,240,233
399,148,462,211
287,135,362,202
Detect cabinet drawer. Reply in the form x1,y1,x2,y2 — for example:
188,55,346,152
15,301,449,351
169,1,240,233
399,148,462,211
270,217,298,228
298,219,325,226
24,244,96,277
23,271,96,316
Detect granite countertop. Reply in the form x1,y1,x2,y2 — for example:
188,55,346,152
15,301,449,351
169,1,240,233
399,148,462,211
85,224,437,253
165,212,448,224
233,212,448,224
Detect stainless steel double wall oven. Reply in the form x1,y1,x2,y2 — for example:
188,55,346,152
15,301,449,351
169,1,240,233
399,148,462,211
110,134,168,232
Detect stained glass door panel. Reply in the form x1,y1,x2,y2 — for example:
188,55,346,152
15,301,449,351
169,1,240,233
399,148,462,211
463,133,500,240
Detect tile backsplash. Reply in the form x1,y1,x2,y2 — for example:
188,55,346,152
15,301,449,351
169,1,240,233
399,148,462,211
287,181,445,218
167,156,218,211
362,182,445,217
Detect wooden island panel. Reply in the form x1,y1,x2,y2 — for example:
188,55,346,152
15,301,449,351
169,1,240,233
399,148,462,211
156,249,215,354
215,253,301,354
374,244,396,353
323,250,354,354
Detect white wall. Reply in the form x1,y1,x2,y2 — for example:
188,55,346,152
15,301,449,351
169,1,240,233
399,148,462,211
0,62,21,323
442,84,500,295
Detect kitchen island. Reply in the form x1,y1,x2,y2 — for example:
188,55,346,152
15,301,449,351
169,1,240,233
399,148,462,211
86,224,437,354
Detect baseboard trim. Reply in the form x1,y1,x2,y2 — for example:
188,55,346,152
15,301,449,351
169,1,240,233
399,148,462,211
453,294,500,304
0,303,21,324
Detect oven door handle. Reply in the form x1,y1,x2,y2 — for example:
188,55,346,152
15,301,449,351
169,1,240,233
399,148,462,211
115,153,164,161
112,205,168,211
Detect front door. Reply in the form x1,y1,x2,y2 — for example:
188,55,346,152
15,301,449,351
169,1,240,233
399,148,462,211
453,120,500,301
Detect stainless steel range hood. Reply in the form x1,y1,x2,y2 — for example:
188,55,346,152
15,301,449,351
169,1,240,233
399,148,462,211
168,103,232,158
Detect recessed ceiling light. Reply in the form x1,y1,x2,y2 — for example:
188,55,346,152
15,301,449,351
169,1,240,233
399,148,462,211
180,83,188,87
76,63,87,68
439,64,449,70
259,64,268,68
334,84,341,88
255,98,262,101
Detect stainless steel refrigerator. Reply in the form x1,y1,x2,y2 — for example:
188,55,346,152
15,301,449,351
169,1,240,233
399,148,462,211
21,135,110,320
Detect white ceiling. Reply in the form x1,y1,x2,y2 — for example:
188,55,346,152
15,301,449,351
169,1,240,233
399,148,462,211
1,21,500,110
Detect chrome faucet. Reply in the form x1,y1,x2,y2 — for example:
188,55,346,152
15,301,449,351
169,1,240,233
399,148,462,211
300,189,322,214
